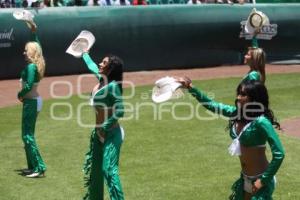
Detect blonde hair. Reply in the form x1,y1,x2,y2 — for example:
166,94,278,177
248,47,266,83
25,42,45,80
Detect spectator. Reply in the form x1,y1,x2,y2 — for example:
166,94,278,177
113,0,130,5
0,0,12,7
15,0,23,7
99,0,113,6
216,0,233,4
187,0,201,4
40,0,51,7
31,0,41,7
133,0,147,5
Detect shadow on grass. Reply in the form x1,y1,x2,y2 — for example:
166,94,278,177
14,169,46,178
14,168,32,176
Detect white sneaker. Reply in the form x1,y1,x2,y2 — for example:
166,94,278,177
26,172,45,178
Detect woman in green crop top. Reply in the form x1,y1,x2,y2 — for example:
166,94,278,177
178,78,284,200
81,51,125,200
17,21,46,178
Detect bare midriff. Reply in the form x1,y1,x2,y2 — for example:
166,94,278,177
239,145,268,176
235,122,268,176
95,107,118,128
92,84,118,128
24,85,39,99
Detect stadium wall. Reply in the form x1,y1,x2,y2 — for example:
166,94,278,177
0,4,300,79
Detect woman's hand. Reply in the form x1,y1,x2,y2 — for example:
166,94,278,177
96,129,105,142
176,76,193,89
26,21,37,33
82,50,89,56
254,27,261,36
18,96,23,102
252,179,263,194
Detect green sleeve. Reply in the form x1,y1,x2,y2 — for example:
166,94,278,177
30,32,41,47
18,64,36,98
252,36,259,48
258,118,285,185
82,53,102,81
188,87,236,118
246,71,260,81
100,83,124,133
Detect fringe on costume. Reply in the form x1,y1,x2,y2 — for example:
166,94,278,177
83,129,96,200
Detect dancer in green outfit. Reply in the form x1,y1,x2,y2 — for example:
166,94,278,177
242,37,266,83
18,20,46,178
178,78,284,200
81,51,125,200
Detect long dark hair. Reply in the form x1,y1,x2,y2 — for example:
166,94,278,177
105,54,124,94
229,80,280,129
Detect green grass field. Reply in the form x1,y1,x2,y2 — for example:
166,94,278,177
1,73,300,200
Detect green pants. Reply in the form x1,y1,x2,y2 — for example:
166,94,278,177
229,174,275,200
22,98,46,173
83,126,124,200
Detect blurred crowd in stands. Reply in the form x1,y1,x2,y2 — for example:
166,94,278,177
0,0,249,8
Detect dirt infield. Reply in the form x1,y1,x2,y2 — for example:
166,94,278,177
0,64,299,137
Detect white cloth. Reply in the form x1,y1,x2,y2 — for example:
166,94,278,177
120,126,125,141
228,122,251,156
242,173,263,193
35,96,43,112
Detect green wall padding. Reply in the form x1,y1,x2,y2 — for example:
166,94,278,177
0,4,300,79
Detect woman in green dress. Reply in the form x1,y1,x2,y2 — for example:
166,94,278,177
177,78,285,200
81,51,125,200
18,21,46,178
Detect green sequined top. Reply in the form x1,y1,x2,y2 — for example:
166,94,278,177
82,53,124,133
188,86,285,185
18,33,41,99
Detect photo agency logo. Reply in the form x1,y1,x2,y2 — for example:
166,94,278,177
49,74,265,127
49,74,135,127
0,28,14,48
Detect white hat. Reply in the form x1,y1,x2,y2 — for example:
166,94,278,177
13,10,35,22
66,30,95,58
152,76,183,103
245,8,270,34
